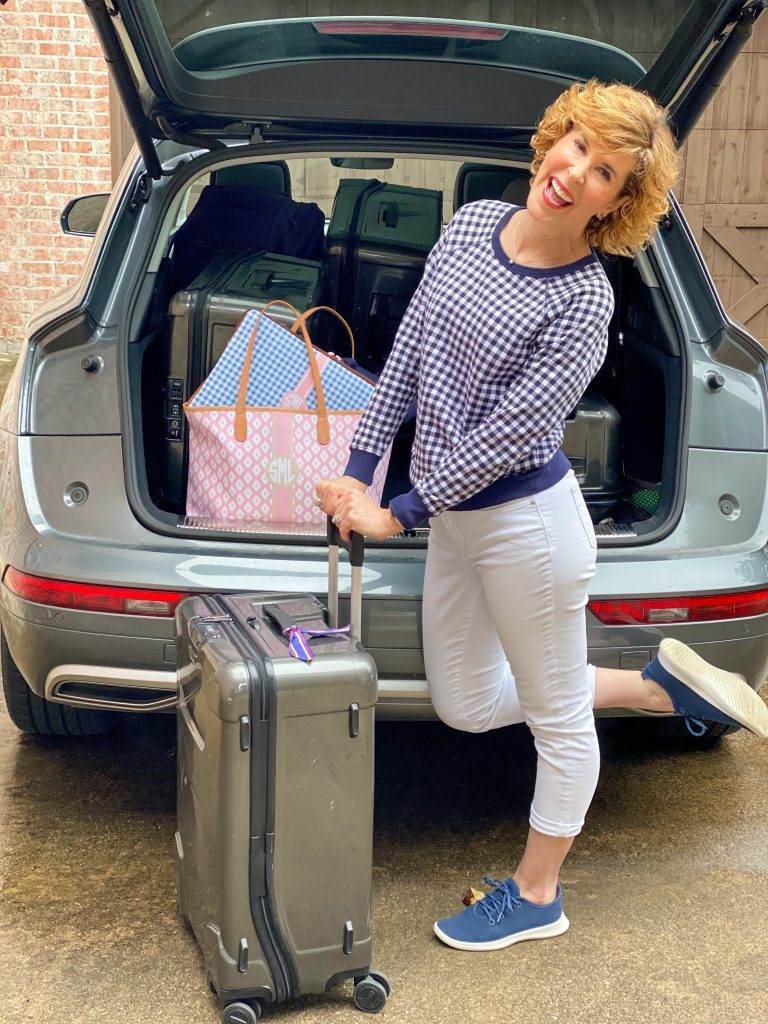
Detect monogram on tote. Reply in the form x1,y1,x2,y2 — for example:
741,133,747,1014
184,299,391,525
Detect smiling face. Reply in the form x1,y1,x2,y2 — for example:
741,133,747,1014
529,127,637,230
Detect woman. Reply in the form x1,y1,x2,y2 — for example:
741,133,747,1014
316,79,768,951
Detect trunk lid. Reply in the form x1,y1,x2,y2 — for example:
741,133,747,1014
86,0,765,178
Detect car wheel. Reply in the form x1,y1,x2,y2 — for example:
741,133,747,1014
0,628,118,736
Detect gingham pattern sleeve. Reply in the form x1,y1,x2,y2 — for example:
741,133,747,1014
412,285,613,516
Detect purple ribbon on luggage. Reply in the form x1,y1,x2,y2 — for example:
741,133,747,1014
283,624,351,662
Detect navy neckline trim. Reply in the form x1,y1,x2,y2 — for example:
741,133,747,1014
492,205,598,277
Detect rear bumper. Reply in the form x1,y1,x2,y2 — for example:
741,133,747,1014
43,664,177,713
2,584,767,719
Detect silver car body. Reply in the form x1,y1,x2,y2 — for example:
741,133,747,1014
2,2,767,724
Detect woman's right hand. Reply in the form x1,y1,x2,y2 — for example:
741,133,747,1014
315,476,367,517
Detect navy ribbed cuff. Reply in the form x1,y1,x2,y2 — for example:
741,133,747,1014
388,488,430,530
344,449,381,486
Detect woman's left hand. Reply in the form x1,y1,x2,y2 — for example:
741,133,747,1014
333,490,403,541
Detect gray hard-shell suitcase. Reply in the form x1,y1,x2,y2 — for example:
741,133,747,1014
160,251,325,510
174,525,390,1022
562,390,622,514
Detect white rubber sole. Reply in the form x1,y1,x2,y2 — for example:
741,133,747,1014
433,913,569,951
658,637,768,740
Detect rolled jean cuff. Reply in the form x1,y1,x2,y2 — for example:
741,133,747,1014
587,662,597,699
528,808,585,839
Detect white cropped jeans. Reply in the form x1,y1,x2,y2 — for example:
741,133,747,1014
422,471,599,838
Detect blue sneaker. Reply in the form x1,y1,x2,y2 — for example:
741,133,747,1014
643,638,768,739
433,876,569,951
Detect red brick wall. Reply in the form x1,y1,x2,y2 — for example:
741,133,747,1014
0,0,112,356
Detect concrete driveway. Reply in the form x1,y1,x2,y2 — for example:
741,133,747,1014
1,705,767,1024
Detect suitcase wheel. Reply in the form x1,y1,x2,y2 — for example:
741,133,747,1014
366,972,390,998
221,1000,261,1024
353,975,389,1014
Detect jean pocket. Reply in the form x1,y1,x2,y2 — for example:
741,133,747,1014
571,487,597,550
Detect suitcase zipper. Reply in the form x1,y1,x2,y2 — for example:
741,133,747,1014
206,595,297,1005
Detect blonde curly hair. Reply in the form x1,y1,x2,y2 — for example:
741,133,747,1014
529,79,682,258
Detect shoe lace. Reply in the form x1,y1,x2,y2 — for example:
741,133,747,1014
476,875,522,924
685,716,708,737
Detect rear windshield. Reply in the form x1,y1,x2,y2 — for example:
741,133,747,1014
176,155,469,230
152,2,685,77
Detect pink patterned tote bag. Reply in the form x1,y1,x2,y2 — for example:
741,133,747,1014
184,300,391,526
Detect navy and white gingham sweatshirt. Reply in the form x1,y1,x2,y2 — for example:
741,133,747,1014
344,200,615,530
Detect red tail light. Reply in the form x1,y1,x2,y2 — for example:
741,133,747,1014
588,589,768,626
3,567,191,617
313,20,507,40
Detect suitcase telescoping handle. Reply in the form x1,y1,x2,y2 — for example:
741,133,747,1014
327,516,364,639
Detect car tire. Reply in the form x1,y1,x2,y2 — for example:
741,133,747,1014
0,628,118,736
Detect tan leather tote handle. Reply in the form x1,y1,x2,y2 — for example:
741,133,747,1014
234,299,330,445
290,305,357,362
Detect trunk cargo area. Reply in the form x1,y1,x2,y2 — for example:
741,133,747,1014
129,162,684,543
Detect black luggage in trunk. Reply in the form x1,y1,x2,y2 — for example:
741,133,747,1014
325,179,442,374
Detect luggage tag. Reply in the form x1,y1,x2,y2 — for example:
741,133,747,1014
262,603,350,661
282,623,351,662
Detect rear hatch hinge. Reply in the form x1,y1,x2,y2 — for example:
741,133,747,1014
128,171,152,213
249,123,272,144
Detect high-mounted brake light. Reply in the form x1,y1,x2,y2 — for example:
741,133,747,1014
3,567,191,617
313,20,507,40
588,589,768,626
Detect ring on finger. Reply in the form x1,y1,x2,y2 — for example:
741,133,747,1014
332,513,344,526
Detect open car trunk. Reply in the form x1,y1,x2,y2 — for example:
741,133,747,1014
94,0,762,545
124,154,684,546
